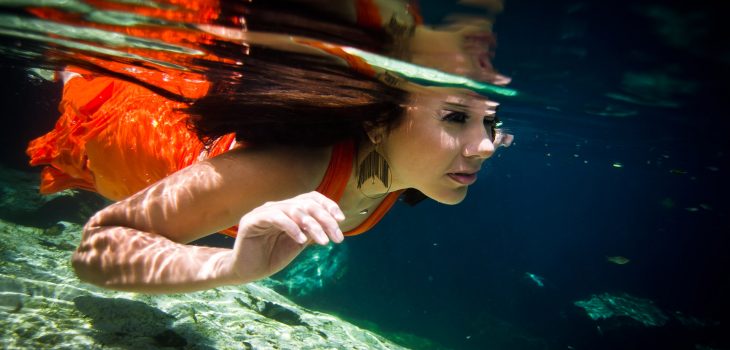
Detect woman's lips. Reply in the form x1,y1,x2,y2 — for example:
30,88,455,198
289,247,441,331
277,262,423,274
447,172,478,185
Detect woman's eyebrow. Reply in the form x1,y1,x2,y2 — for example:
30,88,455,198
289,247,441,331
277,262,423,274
443,101,470,112
443,101,499,119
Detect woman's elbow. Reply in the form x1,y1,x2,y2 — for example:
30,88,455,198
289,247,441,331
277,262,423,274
71,220,107,286
70,249,95,285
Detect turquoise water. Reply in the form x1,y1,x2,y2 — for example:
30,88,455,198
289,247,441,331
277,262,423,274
1,1,728,349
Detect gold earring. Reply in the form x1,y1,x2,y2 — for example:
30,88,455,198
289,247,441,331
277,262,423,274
357,143,391,196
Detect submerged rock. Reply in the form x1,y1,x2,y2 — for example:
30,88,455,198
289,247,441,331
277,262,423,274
524,272,545,288
0,165,107,227
0,218,407,349
605,256,631,265
0,166,65,218
574,292,670,327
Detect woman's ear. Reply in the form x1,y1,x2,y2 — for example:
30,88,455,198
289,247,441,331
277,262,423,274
363,122,386,144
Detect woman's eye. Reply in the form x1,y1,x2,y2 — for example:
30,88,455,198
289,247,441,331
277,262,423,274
441,111,468,123
483,115,500,127
484,116,500,140
483,117,499,130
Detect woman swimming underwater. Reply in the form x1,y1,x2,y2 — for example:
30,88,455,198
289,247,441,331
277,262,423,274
26,0,513,293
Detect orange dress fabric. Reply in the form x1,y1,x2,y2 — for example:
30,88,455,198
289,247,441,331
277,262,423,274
26,71,232,201
27,74,400,237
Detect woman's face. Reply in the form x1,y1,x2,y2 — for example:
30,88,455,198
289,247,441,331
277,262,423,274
380,89,499,204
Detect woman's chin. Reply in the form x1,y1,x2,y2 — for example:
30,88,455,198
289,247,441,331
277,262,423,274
426,188,468,205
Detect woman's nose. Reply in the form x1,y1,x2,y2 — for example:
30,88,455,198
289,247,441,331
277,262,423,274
463,125,495,159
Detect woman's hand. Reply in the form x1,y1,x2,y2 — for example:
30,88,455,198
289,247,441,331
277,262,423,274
228,191,346,282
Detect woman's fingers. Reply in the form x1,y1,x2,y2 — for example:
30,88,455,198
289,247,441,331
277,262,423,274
267,210,308,244
305,206,344,244
299,215,329,245
295,192,346,221
241,191,346,245
289,192,345,244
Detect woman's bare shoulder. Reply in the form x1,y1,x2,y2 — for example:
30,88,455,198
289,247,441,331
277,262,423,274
213,144,333,196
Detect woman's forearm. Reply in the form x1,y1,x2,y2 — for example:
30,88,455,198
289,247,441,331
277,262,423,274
72,224,247,294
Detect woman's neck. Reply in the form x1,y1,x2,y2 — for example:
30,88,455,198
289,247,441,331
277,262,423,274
338,142,392,219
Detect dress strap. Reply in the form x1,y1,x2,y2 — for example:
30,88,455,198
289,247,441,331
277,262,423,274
314,139,355,202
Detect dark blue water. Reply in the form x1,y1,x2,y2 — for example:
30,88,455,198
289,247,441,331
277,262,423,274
2,0,728,349
289,1,730,349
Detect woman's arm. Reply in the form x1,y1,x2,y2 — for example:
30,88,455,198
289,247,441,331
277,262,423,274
72,146,343,293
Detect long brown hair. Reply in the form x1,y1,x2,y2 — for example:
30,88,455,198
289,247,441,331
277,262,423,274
186,46,408,147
